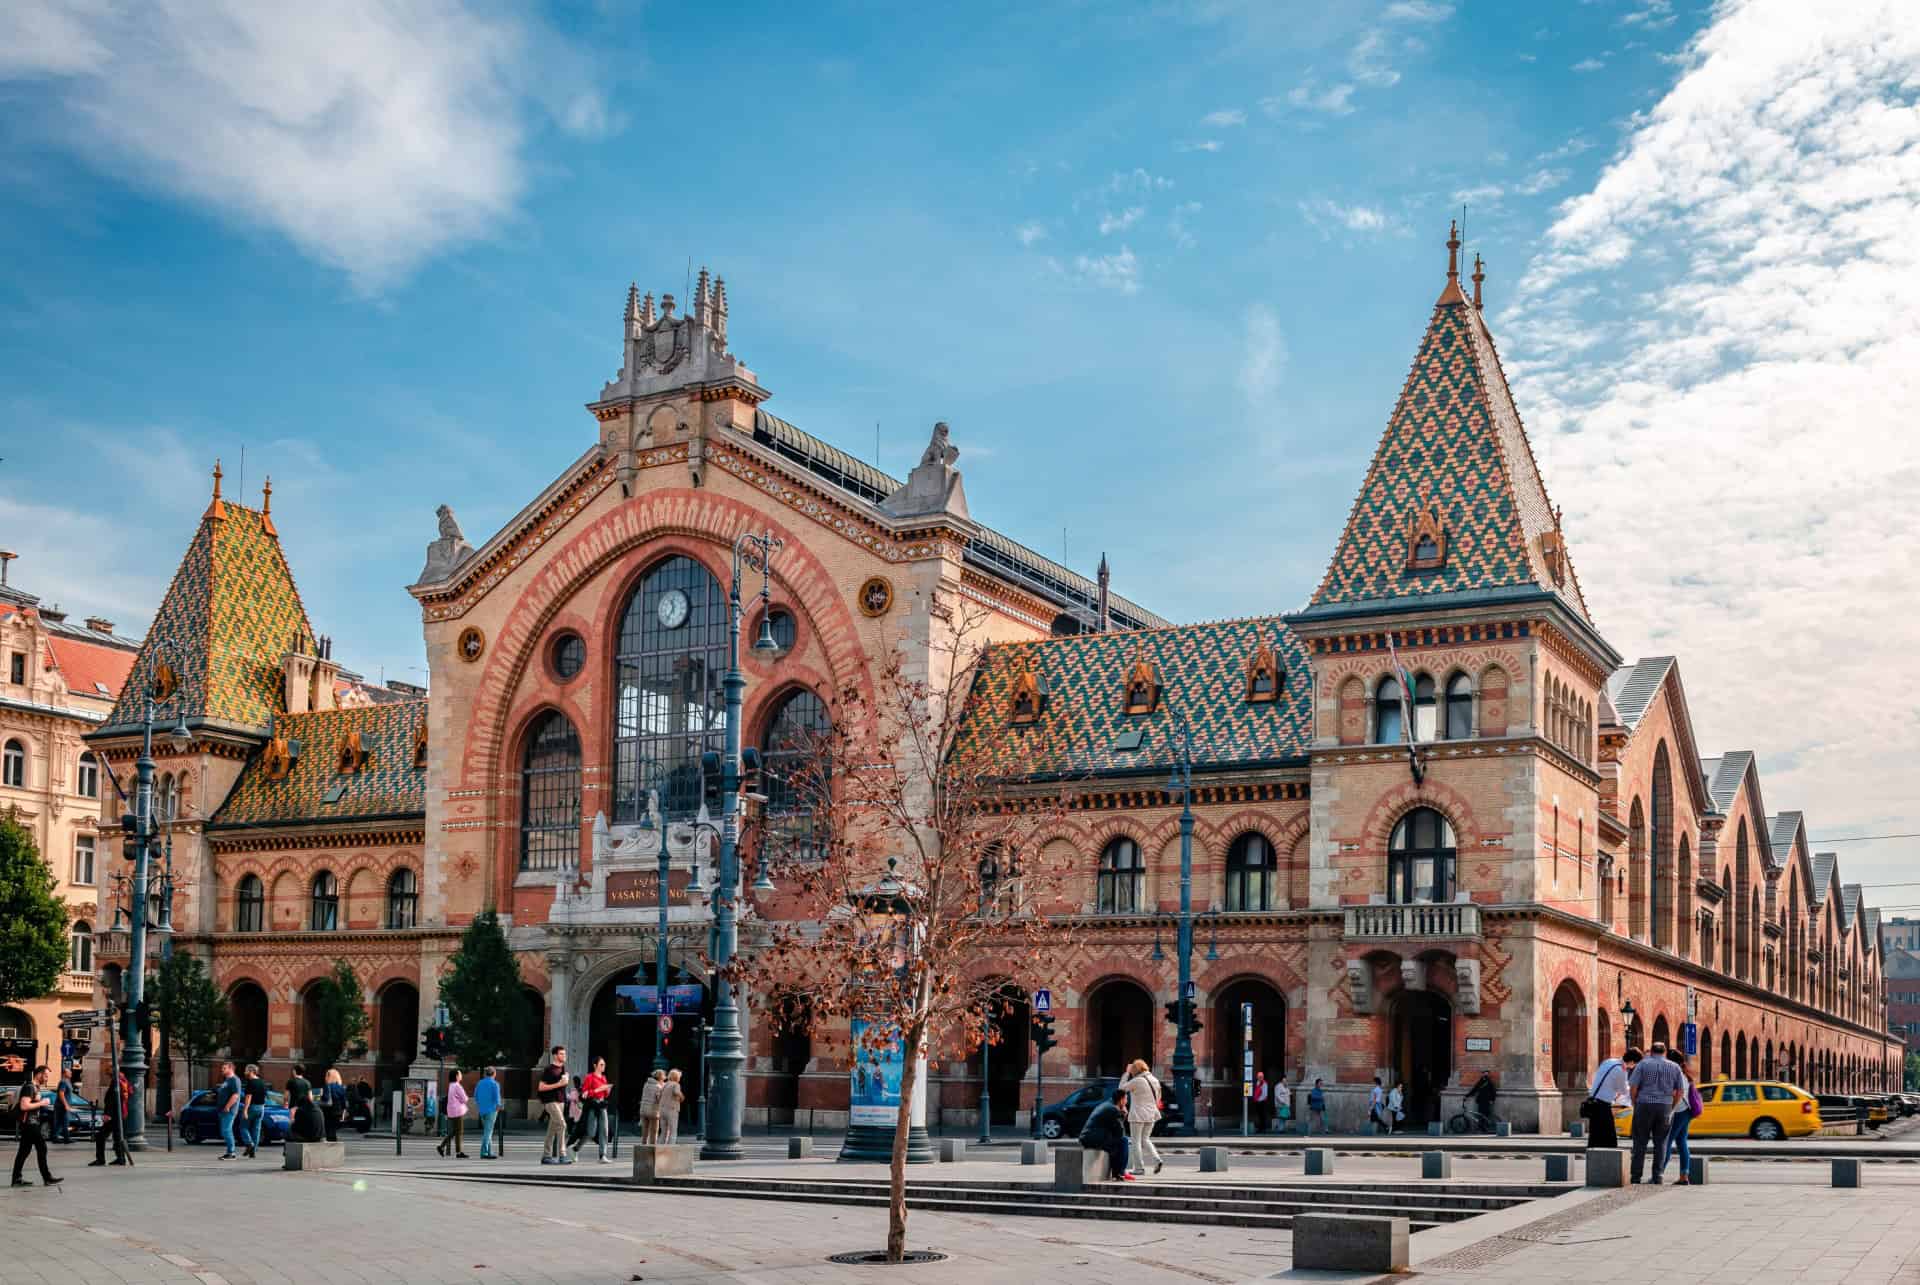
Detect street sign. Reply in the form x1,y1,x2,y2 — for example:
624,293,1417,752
59,1009,102,1026
61,1040,72,1060
434,1004,449,1028
1681,1021,1698,1057
1685,986,1698,1022
1181,980,1196,1001
658,1015,674,1035
1033,988,1051,1014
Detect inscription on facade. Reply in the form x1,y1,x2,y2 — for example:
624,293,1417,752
605,869,693,908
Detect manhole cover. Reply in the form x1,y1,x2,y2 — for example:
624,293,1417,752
826,1250,950,1266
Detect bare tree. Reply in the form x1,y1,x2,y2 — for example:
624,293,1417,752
730,605,1081,1262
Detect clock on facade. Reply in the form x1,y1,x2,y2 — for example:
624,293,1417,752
656,588,691,629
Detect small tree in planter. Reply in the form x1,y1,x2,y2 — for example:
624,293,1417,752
441,909,531,1073
305,960,369,1078
155,952,229,1103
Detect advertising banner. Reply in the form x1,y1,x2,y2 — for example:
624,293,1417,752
848,1017,905,1129
614,984,706,1017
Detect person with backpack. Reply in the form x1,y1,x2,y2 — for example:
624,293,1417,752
1117,1059,1164,1176
88,1068,131,1167
1582,1047,1639,1148
10,1065,62,1187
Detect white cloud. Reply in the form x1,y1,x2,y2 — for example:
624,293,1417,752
1451,182,1505,206
0,0,605,292
1517,52,1538,62
1571,56,1607,72
1273,81,1358,116
1385,0,1454,20
1515,168,1571,196
1098,206,1146,235
1175,139,1225,153
1169,201,1202,249
1201,108,1247,127
1503,0,1920,892
1622,0,1677,28
1070,246,1141,294
1537,135,1596,162
1016,221,1048,247
1105,168,1175,194
1299,198,1396,235
1237,305,1287,403
1348,30,1401,88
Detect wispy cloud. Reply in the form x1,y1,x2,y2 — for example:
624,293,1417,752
1098,206,1146,235
1175,139,1225,153
1015,221,1048,247
1451,183,1505,206
1105,168,1175,194
1068,246,1141,294
1201,108,1246,127
1621,0,1676,28
1237,304,1287,403
1169,201,1202,250
1270,81,1357,116
1384,0,1454,20
1571,56,1607,72
1347,29,1401,87
1299,198,1396,236
1515,168,1570,196
0,0,610,292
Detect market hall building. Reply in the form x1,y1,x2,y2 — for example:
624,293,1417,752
89,237,1904,1129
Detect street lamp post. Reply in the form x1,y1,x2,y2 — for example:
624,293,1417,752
1164,711,1199,1137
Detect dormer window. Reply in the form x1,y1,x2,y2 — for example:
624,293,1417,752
262,735,298,782
1121,654,1160,716
336,730,369,774
1246,641,1281,703
1540,530,1566,586
412,722,429,770
1406,502,1447,572
1008,660,1047,725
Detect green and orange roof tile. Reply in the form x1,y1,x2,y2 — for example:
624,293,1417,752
214,699,428,826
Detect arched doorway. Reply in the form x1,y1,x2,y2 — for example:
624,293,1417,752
1764,1040,1774,1080
1651,1015,1671,1052
375,981,419,1099
1550,981,1587,1090
765,991,813,1126
1735,1034,1747,1079
1388,989,1452,1127
1210,977,1288,1118
1596,1008,1612,1062
586,960,713,1127
1720,1030,1730,1079
967,983,1030,1128
227,982,269,1073
1699,1027,1712,1081
1085,979,1152,1078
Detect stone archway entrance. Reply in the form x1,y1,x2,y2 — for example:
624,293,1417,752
375,981,419,1100
583,956,713,1128
1388,989,1452,1127
1085,978,1153,1079
1210,977,1287,1120
966,983,1030,1128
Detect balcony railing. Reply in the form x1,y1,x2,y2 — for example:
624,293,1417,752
1343,902,1482,942
55,971,97,997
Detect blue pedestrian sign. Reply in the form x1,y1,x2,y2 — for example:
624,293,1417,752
60,1040,72,1060
1033,988,1052,1014
1681,1021,1698,1056
1182,980,1196,1000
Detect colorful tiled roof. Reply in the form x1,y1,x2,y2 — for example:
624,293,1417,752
106,500,314,733
955,617,1311,780
214,700,427,826
1305,244,1589,623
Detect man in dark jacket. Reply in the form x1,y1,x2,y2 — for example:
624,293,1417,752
88,1070,131,1166
1078,1088,1131,1182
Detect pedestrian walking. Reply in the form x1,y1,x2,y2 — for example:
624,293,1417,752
10,1065,62,1188
537,1047,571,1165
214,1061,245,1158
1628,1042,1685,1184
1251,1071,1271,1132
1664,1049,1702,1185
661,1069,686,1144
1581,1048,1636,1148
1368,1076,1386,1133
241,1063,268,1158
437,1068,470,1158
88,1068,130,1167
1468,1071,1497,1127
576,1057,612,1161
52,1065,75,1143
474,1066,502,1159
1386,1082,1405,1135
564,1075,587,1154
639,1069,665,1145
1117,1059,1164,1175
286,1065,323,1142
1307,1077,1328,1135
320,1069,348,1143
1077,1088,1132,1182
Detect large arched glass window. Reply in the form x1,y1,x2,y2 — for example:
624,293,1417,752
309,871,339,931
1412,673,1437,741
613,555,729,821
158,772,178,820
2,739,24,788
235,874,264,932
1096,837,1143,914
1444,673,1473,740
386,868,418,929
1374,677,1403,744
520,711,581,872
762,689,832,863
76,752,99,799
1225,832,1274,912
70,920,93,974
1388,807,1456,904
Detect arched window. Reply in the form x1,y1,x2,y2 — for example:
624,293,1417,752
1374,677,1403,745
76,752,99,799
520,711,581,872
1225,832,1274,912
763,689,833,864
309,871,339,931
612,555,729,821
1096,837,1143,914
1444,673,1473,740
1387,807,1455,904
70,920,93,974
158,772,179,820
2,738,24,788
386,868,418,930
235,874,265,932
1412,673,1437,741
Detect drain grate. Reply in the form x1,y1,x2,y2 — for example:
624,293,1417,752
826,1250,951,1266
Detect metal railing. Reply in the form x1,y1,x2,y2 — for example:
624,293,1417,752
1343,902,1482,941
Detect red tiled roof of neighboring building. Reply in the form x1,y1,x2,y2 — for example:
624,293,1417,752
47,634,138,699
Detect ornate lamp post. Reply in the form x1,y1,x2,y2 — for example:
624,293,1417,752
1162,710,1201,1136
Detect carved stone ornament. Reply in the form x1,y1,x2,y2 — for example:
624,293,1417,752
857,576,893,618
880,422,969,521
1454,958,1482,1015
457,626,485,663
419,504,478,584
1345,959,1374,1014
1399,959,1425,992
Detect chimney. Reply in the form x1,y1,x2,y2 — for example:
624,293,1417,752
284,638,316,716
1096,553,1112,633
39,604,67,623
84,616,115,635
0,550,14,586
311,635,340,711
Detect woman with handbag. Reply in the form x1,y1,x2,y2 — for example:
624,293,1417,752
1664,1050,1702,1185
1117,1059,1164,1176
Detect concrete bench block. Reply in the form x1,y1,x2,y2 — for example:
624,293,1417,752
1568,1120,1585,1138
1292,1214,1410,1273
283,1141,346,1171
1198,1146,1229,1173
1020,1140,1049,1165
787,1136,813,1159
1304,1147,1334,1176
1421,1151,1452,1179
1688,1156,1711,1185
1495,1121,1512,1137
1544,1153,1574,1182
1833,1158,1863,1188
631,1144,695,1183
1427,1121,1442,1137
936,1138,966,1162
1053,1144,1110,1191
1585,1148,1626,1187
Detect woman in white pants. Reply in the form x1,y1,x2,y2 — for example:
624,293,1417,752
1117,1059,1164,1176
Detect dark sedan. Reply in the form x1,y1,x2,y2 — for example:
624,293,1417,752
1035,1080,1184,1140
176,1089,291,1145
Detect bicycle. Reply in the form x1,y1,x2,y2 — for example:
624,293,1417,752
1447,1105,1502,1134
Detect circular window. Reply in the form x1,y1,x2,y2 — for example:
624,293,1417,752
759,608,797,653
550,633,586,681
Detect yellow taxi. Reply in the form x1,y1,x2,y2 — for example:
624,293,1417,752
1613,1079,1822,1140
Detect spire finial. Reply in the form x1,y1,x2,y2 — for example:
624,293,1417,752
1447,219,1460,281
212,458,223,499
260,474,276,535
626,282,640,322
205,458,227,521
1471,252,1485,310
1096,551,1112,634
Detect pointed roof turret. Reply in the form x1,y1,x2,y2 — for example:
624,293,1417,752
1295,223,1594,629
204,458,227,522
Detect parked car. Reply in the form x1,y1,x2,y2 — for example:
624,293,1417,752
1616,1079,1821,1141
1035,1080,1184,1140
0,1085,97,1139
175,1088,292,1145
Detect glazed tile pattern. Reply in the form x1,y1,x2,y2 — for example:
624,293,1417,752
107,504,314,731
955,618,1311,778
216,700,428,824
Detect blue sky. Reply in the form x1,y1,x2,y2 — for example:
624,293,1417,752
4,1,1918,902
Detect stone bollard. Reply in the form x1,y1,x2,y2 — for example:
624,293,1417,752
1054,1144,1110,1191
1292,1214,1410,1273
632,1144,695,1183
1832,1158,1863,1188
1305,1147,1334,1176
936,1138,966,1162
1020,1140,1050,1165
1427,1121,1443,1137
1689,1156,1711,1185
788,1136,813,1159
1199,1146,1229,1173
1421,1151,1452,1180
1544,1153,1574,1182
1495,1121,1512,1137
1585,1149,1626,1188
283,1141,346,1171
1568,1120,1585,1138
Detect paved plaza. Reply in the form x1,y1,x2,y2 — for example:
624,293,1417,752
4,1133,1920,1285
